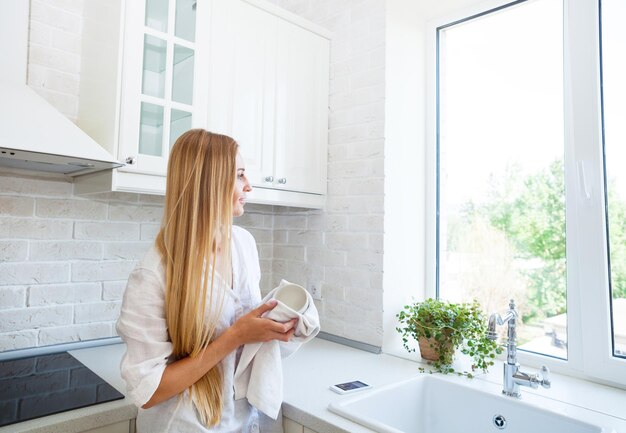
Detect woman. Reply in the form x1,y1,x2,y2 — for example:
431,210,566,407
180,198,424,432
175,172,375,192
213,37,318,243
116,129,297,432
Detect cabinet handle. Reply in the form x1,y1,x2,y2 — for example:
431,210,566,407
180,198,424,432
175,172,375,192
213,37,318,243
278,178,287,184
125,156,136,165
264,176,274,182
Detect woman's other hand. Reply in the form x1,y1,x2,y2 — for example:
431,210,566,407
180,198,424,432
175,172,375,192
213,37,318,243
228,300,297,346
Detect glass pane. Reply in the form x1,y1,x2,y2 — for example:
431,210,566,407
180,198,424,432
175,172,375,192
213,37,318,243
142,35,167,98
172,45,194,105
600,0,626,358
175,0,197,42
437,0,566,358
170,109,192,149
145,0,168,32
139,102,164,156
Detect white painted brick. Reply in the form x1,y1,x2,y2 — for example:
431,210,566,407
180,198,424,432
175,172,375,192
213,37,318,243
344,324,383,347
318,316,345,336
0,330,38,351
71,260,135,282
140,223,160,241
44,0,84,14
50,27,82,54
354,85,385,108
346,140,384,160
94,192,140,203
306,213,323,230
274,215,307,230
0,174,72,197
327,180,349,196
30,0,82,34
0,196,35,216
0,262,70,285
328,109,352,129
259,258,272,275
108,203,163,222
236,212,268,229
103,281,127,301
30,241,103,261
322,215,347,232
327,158,384,179
306,247,346,267
325,266,371,289
0,218,73,240
38,323,112,346
273,245,305,261
74,221,139,241
29,43,80,74
35,67,80,95
29,21,52,46
325,232,369,251
246,228,272,244
0,286,26,309
368,233,384,254
103,242,151,260
326,196,382,214
346,250,383,273
273,230,288,243
287,230,322,246
74,301,121,324
346,178,384,196
328,88,355,109
36,198,107,220
260,274,273,294
0,241,28,261
28,282,101,306
322,277,346,302
0,305,73,332
348,214,383,232
257,244,273,259
139,194,165,205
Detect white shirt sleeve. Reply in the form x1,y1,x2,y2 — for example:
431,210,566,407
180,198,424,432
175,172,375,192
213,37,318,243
116,266,172,407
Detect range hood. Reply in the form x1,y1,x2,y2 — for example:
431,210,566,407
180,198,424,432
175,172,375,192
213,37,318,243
0,1,123,177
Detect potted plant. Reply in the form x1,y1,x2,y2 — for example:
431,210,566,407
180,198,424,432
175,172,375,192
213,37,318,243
396,298,502,377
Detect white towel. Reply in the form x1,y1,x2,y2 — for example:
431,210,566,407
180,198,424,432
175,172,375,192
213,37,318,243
233,279,320,419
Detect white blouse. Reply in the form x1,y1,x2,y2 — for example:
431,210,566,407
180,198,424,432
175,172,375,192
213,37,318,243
116,226,281,433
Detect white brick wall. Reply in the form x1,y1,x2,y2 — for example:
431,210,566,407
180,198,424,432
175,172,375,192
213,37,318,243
0,0,386,351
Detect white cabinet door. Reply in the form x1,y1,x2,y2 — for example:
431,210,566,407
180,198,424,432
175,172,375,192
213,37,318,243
207,0,275,189
82,420,130,433
118,0,208,176
274,18,329,195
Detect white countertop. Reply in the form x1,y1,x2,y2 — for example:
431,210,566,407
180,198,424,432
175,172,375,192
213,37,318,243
1,338,626,433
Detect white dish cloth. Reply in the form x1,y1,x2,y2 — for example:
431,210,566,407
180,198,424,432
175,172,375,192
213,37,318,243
233,279,320,419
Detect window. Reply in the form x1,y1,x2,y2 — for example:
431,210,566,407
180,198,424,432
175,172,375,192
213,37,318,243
600,0,626,359
430,0,626,384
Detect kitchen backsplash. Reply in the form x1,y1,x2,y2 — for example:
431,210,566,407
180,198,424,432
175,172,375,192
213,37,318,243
0,0,385,351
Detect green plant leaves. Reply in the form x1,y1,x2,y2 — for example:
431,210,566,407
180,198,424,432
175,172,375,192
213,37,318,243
395,298,503,376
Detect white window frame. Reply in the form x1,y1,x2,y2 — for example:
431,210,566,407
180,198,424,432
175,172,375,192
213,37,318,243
425,0,626,387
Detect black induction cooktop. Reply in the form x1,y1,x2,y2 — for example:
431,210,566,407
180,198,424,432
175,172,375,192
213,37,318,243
0,351,125,427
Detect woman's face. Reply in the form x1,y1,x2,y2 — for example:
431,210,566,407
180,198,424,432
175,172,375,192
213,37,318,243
233,152,251,217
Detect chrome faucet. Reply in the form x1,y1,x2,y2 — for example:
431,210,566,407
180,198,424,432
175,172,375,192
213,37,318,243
487,299,551,398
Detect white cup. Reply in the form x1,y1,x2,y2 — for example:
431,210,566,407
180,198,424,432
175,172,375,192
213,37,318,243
273,283,309,313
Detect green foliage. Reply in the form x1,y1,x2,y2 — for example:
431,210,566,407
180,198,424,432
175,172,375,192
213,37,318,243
396,298,502,377
479,160,566,320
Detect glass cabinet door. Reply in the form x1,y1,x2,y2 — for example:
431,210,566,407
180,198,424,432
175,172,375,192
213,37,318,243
120,0,198,175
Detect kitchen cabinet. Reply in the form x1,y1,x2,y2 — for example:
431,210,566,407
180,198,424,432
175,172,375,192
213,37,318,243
283,417,319,433
82,420,131,433
75,0,209,196
75,0,330,209
207,0,330,208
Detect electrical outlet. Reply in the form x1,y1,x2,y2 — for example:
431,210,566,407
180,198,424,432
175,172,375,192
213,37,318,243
309,284,322,301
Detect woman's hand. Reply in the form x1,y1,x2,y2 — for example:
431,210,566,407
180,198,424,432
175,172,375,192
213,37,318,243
228,300,297,346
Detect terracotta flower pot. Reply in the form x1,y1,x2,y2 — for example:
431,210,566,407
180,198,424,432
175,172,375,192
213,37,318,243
418,335,454,362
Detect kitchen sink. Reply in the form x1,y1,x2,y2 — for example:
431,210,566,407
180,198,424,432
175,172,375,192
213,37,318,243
328,374,618,433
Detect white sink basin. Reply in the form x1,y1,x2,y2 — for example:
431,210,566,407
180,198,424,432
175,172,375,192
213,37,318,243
328,375,617,433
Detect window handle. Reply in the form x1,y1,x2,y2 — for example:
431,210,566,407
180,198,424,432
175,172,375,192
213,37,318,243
577,160,592,200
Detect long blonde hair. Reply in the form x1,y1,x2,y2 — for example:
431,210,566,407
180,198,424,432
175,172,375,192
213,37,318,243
155,129,238,426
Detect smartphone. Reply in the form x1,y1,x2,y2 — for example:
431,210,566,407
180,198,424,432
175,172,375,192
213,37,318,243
329,380,372,395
